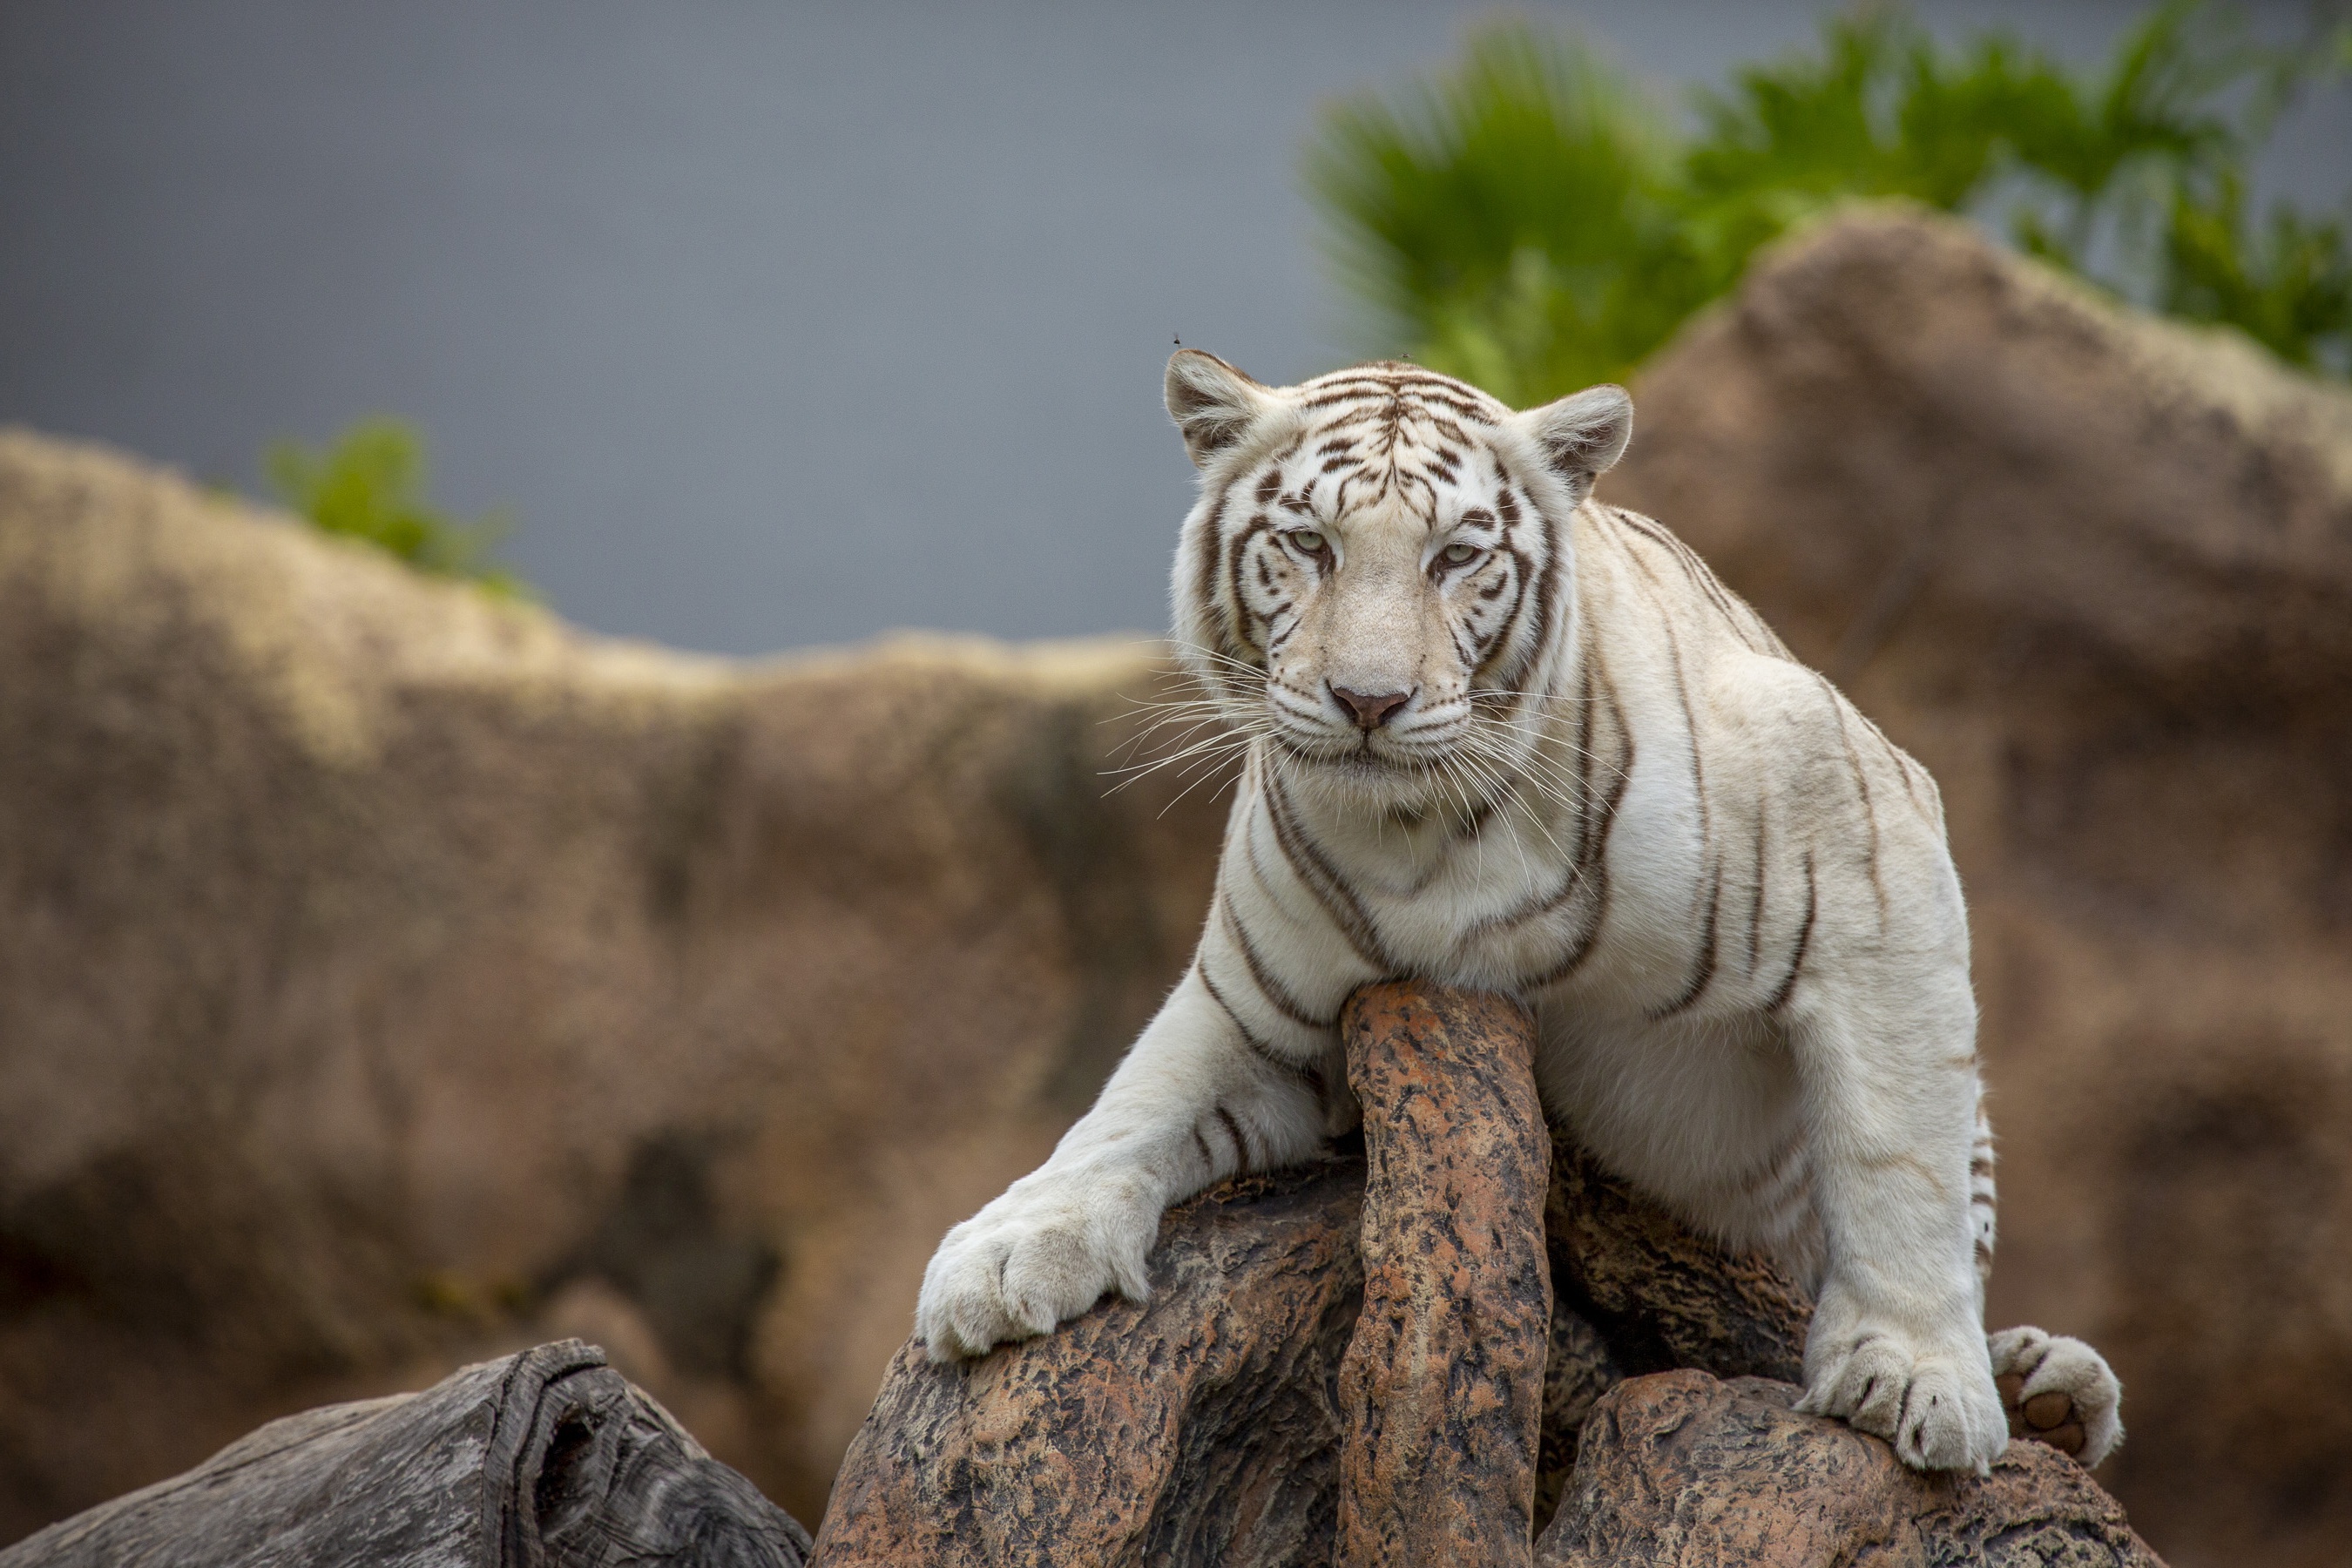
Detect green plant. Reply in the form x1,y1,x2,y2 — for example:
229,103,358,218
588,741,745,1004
1305,26,1707,405
1308,2,2352,402
265,418,531,597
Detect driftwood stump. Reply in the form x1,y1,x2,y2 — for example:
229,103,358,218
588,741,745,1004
0,1342,809,1567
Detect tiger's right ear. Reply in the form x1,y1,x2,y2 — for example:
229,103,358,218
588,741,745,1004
1166,349,1274,468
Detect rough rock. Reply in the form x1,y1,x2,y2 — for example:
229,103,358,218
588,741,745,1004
1608,205,2352,1567
808,979,1768,1568
811,979,1570,1568
810,1159,1362,1568
0,1341,809,1567
1539,1370,2161,1568
0,431,1224,1537
1535,1141,1809,1531
809,980,2128,1565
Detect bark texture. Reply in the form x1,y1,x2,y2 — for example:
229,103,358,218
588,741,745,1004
0,1342,808,1568
1540,1371,2164,1568
1334,983,1551,1567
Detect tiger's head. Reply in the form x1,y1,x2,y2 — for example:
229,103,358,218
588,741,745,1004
1164,349,1632,801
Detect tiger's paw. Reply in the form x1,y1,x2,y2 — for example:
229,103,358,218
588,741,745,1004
914,1166,1159,1362
1990,1324,2123,1468
1798,1314,2009,1473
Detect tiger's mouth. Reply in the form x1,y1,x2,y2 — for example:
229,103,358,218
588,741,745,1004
1269,723,1452,779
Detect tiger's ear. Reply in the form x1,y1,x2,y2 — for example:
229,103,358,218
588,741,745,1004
1520,383,1632,494
1166,349,1274,467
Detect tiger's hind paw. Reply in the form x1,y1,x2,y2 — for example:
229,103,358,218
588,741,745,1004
1989,1324,2123,1468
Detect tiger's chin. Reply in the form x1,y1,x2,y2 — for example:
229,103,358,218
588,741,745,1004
1271,731,1475,813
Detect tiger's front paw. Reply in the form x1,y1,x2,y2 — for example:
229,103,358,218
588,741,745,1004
1990,1324,2124,1468
1798,1317,2009,1473
915,1167,1160,1362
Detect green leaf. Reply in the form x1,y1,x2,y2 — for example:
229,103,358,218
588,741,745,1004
264,418,534,598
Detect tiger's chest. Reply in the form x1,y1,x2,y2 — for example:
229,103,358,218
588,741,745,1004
1268,755,1708,1015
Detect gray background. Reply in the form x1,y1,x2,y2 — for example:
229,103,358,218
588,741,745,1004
3,1,2343,653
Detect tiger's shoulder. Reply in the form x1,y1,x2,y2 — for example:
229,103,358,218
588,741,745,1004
1578,503,1947,838
1578,503,1794,664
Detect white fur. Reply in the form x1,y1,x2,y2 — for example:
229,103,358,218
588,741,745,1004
916,355,2120,1473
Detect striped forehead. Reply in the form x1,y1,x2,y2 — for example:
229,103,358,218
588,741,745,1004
1266,369,1510,513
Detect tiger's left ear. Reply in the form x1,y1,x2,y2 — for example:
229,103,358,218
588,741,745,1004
1519,383,1633,497
1166,349,1276,468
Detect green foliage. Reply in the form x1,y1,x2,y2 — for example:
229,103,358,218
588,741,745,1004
1305,28,1707,405
265,419,531,598
1307,3,2352,403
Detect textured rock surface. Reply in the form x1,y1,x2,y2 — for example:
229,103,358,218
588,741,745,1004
1608,206,2352,1566
0,431,1223,1537
1544,1141,1811,1385
1335,984,1551,1566
810,982,1571,1567
809,1159,1363,1568
0,1342,809,1567
812,982,2132,1565
1535,1141,1810,1531
814,978,1565,1568
1539,1371,2161,1568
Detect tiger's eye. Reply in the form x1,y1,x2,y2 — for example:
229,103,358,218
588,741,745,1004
1290,530,1327,555
1440,542,1478,564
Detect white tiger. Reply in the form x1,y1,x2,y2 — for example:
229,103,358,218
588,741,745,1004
917,351,2121,1472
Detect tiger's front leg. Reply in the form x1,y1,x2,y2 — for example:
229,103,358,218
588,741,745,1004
1788,970,2011,1472
916,963,1330,1361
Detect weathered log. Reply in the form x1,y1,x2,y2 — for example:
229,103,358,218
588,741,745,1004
1335,983,1551,1566
0,1342,810,1568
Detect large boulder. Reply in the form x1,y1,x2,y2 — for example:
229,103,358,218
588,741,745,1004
0,431,1223,1536
1608,205,2352,1568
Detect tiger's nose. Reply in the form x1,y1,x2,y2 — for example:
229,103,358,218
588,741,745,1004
1330,685,1413,731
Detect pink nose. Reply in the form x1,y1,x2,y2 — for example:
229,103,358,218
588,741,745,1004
1331,685,1412,731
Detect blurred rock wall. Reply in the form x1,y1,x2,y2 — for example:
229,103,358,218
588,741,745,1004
2,208,2347,1565
0,438,1222,1531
